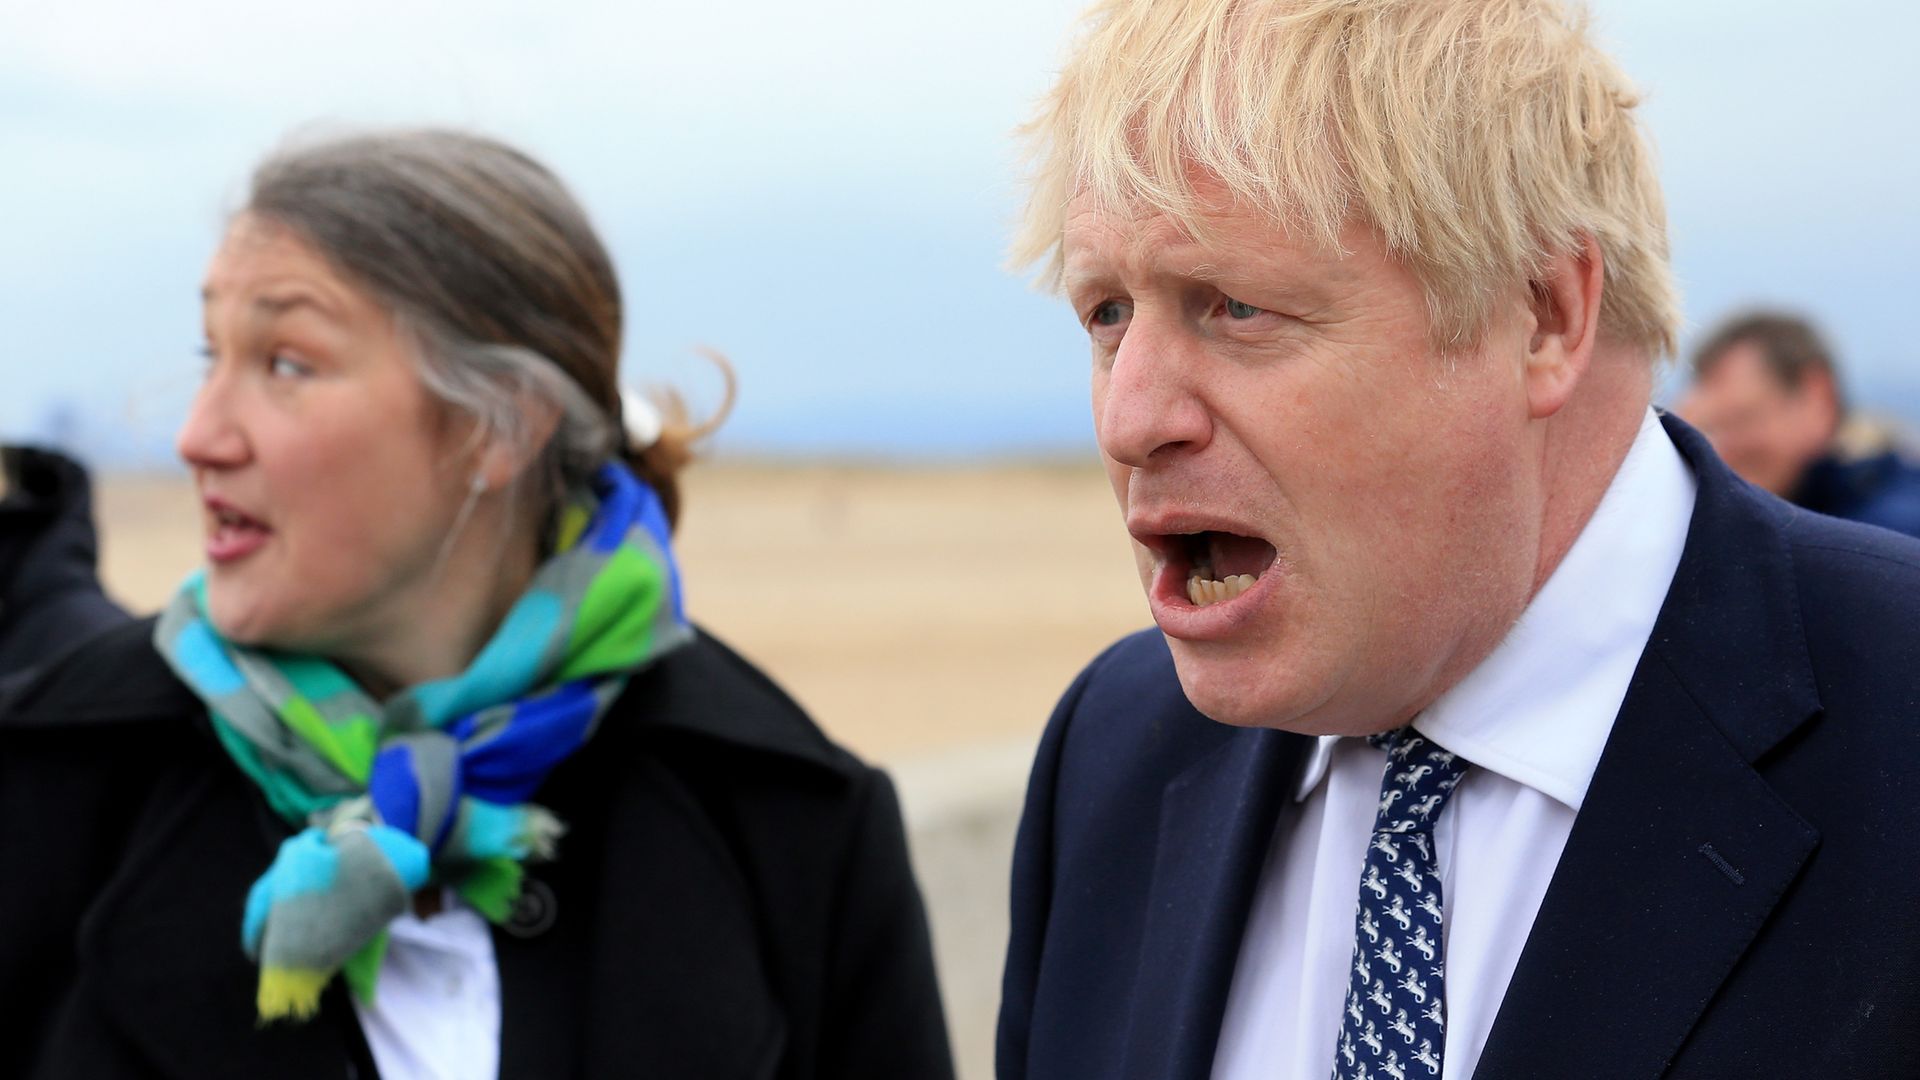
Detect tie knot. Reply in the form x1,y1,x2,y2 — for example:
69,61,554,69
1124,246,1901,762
1369,727,1468,833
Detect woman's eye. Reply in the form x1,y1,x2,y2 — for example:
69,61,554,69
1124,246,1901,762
1222,297,1265,320
1088,300,1131,328
268,353,312,378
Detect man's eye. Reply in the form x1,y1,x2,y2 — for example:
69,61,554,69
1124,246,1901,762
1223,297,1265,319
1089,300,1131,328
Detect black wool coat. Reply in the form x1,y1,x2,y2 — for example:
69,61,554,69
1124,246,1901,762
0,445,128,683
0,619,955,1080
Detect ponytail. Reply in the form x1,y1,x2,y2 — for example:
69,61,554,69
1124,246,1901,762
616,349,736,532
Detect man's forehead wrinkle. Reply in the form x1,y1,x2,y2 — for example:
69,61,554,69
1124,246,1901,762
1069,234,1269,298
1064,213,1173,283
1066,202,1391,320
1067,193,1376,295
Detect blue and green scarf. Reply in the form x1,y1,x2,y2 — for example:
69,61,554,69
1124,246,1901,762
154,463,692,1022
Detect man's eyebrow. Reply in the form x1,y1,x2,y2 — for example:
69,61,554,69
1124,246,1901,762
1188,262,1295,291
1060,255,1332,307
1060,264,1114,295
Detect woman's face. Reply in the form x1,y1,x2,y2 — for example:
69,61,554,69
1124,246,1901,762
182,214,479,656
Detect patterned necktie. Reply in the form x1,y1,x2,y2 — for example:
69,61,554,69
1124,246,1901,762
1331,727,1469,1080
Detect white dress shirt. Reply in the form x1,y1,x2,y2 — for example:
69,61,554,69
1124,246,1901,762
1210,409,1696,1080
351,890,502,1080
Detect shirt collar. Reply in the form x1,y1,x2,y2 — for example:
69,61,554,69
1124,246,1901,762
1293,408,1697,810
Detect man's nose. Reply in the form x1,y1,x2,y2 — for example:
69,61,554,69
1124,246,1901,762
175,367,248,469
1095,318,1211,468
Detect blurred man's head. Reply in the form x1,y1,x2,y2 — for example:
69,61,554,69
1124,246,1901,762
1678,314,1841,496
1019,0,1677,734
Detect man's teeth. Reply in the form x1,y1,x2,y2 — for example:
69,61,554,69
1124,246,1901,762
1186,573,1258,607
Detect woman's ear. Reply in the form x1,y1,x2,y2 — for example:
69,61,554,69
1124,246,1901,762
1524,232,1605,420
471,393,563,493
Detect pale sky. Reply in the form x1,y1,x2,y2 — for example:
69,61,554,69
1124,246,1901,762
3,0,1916,463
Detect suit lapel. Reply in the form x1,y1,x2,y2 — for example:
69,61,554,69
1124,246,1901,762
1473,658,1818,1079
1121,728,1305,1080
1476,417,1824,1080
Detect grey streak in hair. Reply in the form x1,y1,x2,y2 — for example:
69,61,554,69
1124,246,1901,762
409,329,615,491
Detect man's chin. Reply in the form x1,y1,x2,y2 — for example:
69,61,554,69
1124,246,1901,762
1167,641,1311,731
1166,640,1398,736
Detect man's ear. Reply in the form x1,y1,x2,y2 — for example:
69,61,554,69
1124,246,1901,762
1524,232,1605,420
472,394,563,493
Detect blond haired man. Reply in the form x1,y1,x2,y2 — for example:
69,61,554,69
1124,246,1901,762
998,2,1920,1078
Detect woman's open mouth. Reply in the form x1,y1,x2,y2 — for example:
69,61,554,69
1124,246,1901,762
205,499,273,562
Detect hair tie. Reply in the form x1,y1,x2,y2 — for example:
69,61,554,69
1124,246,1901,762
620,387,663,451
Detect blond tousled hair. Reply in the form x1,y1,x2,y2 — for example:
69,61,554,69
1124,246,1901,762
1014,0,1680,358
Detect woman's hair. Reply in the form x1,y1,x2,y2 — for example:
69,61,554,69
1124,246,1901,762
244,128,727,530
1013,0,1680,359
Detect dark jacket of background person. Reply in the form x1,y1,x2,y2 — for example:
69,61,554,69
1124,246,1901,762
1791,445,1920,539
0,446,128,678
0,620,955,1080
997,418,1920,1080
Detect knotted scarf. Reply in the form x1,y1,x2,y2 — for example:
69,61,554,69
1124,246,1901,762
154,463,691,1021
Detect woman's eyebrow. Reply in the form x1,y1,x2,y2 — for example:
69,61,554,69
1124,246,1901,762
251,292,339,319
199,284,341,321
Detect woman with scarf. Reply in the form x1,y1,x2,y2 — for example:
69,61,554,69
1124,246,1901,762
0,130,953,1080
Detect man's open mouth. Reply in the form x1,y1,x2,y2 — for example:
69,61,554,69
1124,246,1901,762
1175,531,1278,607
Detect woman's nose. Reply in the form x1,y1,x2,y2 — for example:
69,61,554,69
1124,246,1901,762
175,365,249,470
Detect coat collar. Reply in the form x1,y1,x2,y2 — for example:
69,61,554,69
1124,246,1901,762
624,627,858,777
1473,414,1822,1078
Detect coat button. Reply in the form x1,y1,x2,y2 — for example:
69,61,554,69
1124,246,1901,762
502,878,557,938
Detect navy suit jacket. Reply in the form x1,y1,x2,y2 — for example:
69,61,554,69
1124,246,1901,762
998,416,1920,1079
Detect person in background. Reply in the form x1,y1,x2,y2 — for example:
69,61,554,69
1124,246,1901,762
996,1,1920,1078
1676,311,1920,537
0,129,952,1080
0,445,129,683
